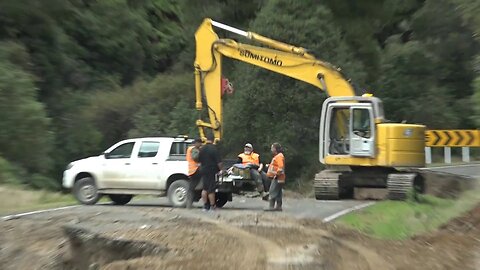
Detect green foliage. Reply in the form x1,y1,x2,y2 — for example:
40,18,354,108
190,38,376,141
81,73,196,149
451,0,480,128
29,174,60,191
376,41,460,127
0,42,53,174
375,0,479,128
0,156,23,185
0,0,185,94
473,75,480,126
452,0,480,39
46,89,104,181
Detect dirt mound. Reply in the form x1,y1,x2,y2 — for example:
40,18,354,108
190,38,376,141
317,204,480,270
420,169,477,198
438,203,480,233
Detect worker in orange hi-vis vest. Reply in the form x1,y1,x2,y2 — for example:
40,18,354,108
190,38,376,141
265,142,285,211
237,143,269,200
186,138,202,209
237,143,260,165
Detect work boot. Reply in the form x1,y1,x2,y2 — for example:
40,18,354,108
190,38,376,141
274,200,282,211
186,200,193,209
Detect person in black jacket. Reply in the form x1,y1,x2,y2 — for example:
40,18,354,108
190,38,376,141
198,134,222,211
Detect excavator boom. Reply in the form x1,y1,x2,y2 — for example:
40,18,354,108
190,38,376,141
194,18,355,142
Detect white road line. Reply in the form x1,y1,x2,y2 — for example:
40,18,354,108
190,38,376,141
322,202,375,223
1,205,78,221
315,200,344,203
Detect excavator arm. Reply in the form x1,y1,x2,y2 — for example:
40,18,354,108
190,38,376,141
194,18,356,142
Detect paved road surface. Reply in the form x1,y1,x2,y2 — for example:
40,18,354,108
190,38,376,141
130,196,369,220
426,164,480,178
3,163,479,222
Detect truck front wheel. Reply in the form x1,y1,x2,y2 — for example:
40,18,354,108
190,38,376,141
73,177,101,205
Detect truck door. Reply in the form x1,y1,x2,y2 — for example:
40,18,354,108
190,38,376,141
102,141,135,188
349,106,375,157
125,140,162,189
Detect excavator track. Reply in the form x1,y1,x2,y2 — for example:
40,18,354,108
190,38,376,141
314,170,341,200
387,173,417,200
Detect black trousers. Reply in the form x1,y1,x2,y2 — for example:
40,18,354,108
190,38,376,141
186,170,201,208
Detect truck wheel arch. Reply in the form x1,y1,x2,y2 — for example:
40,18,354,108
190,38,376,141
167,173,190,189
75,172,97,186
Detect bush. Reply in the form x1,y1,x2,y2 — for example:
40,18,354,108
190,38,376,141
29,173,60,191
0,156,25,185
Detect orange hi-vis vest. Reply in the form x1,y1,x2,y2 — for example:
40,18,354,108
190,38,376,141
238,152,260,166
267,153,285,182
186,146,200,176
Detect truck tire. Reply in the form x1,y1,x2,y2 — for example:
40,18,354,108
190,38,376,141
73,177,101,205
109,194,133,205
168,179,189,208
216,192,229,208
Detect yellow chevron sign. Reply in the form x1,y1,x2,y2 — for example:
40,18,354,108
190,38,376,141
426,130,480,147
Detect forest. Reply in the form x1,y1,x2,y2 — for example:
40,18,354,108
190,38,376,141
0,0,479,190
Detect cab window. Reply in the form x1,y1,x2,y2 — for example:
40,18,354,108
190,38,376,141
329,108,350,154
168,142,188,160
138,141,160,158
169,142,187,156
352,108,371,138
106,142,134,159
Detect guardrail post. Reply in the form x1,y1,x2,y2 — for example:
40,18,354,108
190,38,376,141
425,147,432,164
444,147,451,164
462,147,470,163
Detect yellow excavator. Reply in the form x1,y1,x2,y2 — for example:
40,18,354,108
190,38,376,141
194,18,428,200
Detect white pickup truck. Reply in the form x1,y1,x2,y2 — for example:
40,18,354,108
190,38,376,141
62,136,208,207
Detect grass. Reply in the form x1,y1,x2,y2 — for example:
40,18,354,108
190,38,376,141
0,185,79,215
337,189,480,240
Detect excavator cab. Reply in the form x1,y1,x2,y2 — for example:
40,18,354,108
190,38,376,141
320,96,384,162
326,104,375,156
316,96,427,200
319,96,425,169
